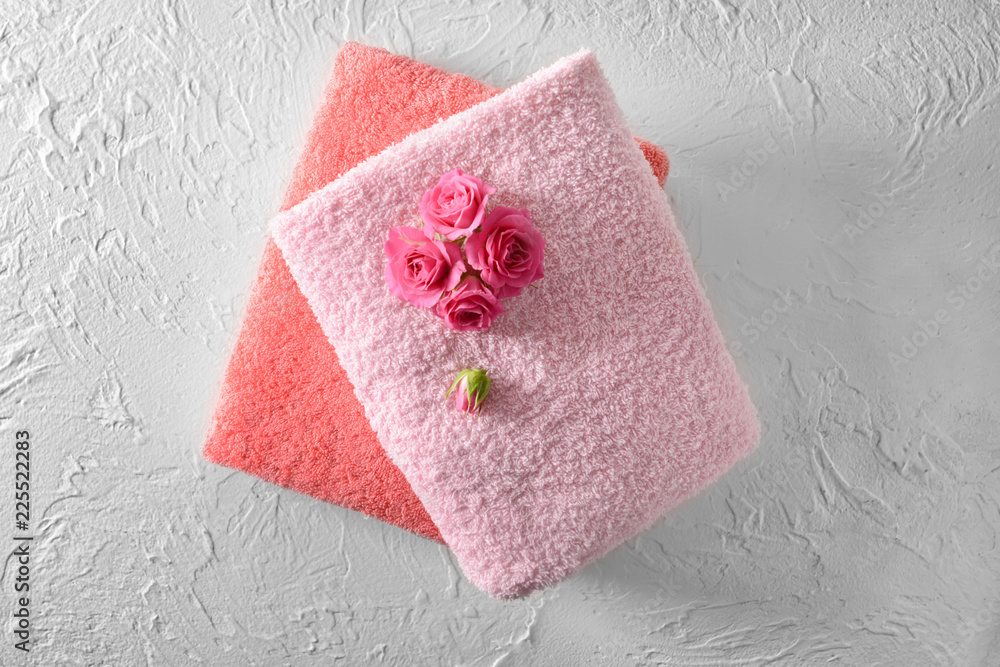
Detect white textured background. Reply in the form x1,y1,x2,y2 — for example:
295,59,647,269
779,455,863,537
2,1,999,665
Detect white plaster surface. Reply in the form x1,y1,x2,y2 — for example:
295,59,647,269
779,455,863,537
2,1,999,664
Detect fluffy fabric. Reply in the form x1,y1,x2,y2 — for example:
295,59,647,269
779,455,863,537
270,51,759,598
202,42,669,543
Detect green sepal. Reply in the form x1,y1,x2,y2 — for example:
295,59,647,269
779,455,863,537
444,367,491,415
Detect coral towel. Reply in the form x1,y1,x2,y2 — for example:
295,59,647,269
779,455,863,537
202,43,667,542
270,51,759,598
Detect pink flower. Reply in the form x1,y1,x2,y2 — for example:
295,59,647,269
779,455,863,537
384,226,465,308
419,169,496,240
435,276,504,331
445,367,491,415
454,378,475,413
464,206,545,298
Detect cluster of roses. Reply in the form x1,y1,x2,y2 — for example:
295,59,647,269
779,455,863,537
384,169,545,332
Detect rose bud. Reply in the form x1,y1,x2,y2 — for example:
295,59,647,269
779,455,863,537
445,367,491,415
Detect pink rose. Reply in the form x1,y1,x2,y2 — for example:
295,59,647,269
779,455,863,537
464,206,545,298
445,367,491,415
454,377,476,413
384,226,465,308
419,169,496,240
435,276,504,331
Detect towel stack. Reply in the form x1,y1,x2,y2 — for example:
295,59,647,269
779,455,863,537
204,43,757,599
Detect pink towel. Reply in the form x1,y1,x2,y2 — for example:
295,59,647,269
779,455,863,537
270,51,759,598
203,43,667,543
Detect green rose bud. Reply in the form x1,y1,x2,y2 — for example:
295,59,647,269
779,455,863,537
445,367,491,415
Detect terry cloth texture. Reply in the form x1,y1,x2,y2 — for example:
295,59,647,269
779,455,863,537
202,42,670,543
270,51,759,599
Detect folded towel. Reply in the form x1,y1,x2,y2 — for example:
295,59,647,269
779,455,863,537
270,51,759,598
202,42,668,543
